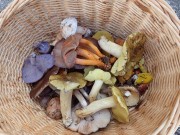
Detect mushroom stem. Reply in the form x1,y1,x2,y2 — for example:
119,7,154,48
76,96,115,118
80,89,89,101
74,90,88,108
76,48,100,60
60,90,73,127
75,58,105,68
89,80,103,103
80,38,105,58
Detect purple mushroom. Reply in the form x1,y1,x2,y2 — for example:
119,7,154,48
22,53,54,83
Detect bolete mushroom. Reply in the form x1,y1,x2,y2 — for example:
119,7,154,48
111,32,146,76
85,68,116,102
49,72,87,127
119,86,140,107
69,93,111,134
76,86,129,123
22,53,54,83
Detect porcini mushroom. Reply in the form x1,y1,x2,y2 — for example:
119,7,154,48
60,17,78,39
76,86,129,123
98,36,123,58
22,53,54,83
69,93,111,134
49,72,86,127
85,69,116,102
119,86,140,107
111,32,146,76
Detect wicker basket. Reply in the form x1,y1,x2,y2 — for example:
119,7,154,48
0,0,179,134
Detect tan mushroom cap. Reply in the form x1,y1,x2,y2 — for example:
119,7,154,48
111,86,129,123
49,72,86,91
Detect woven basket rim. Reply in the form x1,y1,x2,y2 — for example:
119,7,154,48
0,0,179,135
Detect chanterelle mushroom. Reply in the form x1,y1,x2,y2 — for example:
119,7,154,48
22,53,54,83
76,86,129,123
85,68,116,102
69,93,111,134
49,72,86,127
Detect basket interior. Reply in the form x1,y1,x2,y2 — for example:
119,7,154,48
0,0,179,135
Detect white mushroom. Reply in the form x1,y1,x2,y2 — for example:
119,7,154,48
68,93,111,134
60,17,78,39
98,36,123,58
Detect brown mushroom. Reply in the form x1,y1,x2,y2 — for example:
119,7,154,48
30,66,59,99
46,97,61,120
53,34,110,70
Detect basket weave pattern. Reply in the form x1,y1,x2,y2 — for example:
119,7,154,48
0,0,179,135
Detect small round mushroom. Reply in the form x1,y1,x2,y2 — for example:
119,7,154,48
76,86,129,123
46,97,61,120
49,72,87,127
119,86,140,107
85,69,116,103
60,17,78,39
22,53,54,83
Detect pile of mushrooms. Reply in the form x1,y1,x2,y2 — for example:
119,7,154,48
21,17,153,134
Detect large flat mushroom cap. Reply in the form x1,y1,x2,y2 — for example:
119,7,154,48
22,54,54,83
35,54,54,71
22,58,44,83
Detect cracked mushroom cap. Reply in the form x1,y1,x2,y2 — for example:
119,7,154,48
85,69,116,85
60,17,78,39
